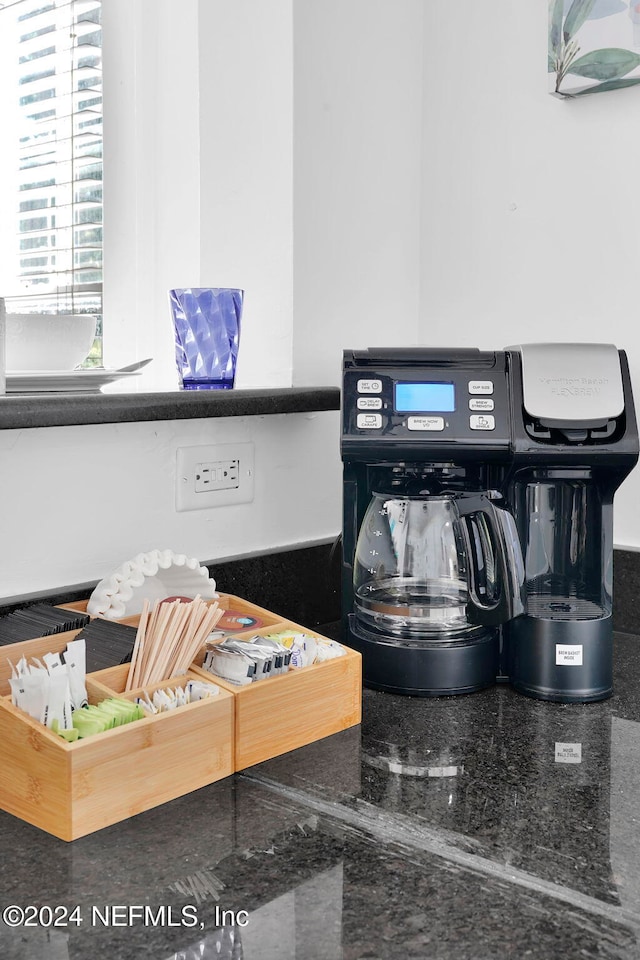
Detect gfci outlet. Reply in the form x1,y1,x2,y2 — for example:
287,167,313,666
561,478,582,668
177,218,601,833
176,442,255,511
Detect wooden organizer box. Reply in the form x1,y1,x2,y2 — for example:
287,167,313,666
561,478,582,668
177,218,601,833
0,630,234,842
194,595,363,770
0,595,361,841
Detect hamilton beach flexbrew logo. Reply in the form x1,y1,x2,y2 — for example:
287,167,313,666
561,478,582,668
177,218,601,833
539,376,608,399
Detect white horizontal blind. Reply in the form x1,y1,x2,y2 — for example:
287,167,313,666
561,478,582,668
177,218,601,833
0,0,103,364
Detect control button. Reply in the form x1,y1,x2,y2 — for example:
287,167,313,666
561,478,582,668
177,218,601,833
407,416,445,431
357,396,382,410
357,379,382,394
469,397,495,412
470,414,495,431
468,380,494,395
357,413,383,429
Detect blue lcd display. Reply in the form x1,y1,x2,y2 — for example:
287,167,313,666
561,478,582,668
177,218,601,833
395,382,455,413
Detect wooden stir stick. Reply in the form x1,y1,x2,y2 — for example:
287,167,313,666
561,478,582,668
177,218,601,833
126,598,150,691
125,597,224,691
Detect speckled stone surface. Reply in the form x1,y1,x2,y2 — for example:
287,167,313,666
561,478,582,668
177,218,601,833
1,627,640,958
613,549,640,635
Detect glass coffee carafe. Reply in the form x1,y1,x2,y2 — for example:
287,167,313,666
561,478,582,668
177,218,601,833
353,490,523,641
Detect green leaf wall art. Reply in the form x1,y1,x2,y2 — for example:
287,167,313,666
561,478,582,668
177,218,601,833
549,0,640,97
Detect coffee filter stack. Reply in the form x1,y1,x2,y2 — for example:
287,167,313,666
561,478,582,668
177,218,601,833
87,550,218,620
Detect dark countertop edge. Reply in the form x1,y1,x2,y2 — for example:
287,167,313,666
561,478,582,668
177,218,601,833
0,386,341,429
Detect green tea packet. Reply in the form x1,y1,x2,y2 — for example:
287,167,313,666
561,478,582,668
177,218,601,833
70,697,144,738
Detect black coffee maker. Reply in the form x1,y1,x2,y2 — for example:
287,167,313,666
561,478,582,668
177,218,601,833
504,343,638,701
341,345,638,701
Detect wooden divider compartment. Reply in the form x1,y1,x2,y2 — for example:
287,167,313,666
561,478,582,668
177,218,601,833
0,595,360,840
88,662,224,703
0,658,234,842
193,618,363,770
214,594,286,629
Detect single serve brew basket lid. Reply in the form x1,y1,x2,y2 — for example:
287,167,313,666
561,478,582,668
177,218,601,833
510,342,625,429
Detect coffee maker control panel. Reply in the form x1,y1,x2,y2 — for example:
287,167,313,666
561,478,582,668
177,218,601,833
342,350,510,458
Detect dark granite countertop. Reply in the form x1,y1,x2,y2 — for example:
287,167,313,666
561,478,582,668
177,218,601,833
0,386,340,430
1,627,640,959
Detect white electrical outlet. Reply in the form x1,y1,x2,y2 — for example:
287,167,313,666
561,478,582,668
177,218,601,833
194,459,239,493
176,443,255,511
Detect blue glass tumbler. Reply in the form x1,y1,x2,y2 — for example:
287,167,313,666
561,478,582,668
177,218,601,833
170,287,243,390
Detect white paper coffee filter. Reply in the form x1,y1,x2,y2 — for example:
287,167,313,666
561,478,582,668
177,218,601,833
87,549,217,619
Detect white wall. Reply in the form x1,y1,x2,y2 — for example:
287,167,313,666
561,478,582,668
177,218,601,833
420,1,640,352
292,0,424,388
0,411,340,599
199,0,295,389
101,0,202,391
419,0,640,549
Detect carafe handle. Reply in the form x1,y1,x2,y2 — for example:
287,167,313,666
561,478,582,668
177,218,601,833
455,497,524,627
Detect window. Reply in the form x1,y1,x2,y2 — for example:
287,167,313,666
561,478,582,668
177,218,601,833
0,0,103,365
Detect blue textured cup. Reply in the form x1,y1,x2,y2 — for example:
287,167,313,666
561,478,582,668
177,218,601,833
170,287,243,390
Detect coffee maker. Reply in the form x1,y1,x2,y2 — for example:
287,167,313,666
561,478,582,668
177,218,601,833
504,343,638,701
341,345,638,701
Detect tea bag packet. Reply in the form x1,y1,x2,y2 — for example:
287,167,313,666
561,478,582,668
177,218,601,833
8,657,37,717
266,631,344,666
9,666,48,723
44,667,73,731
249,648,273,681
0,603,89,646
174,685,187,707
266,631,318,668
135,679,220,713
314,638,346,662
153,688,177,711
52,722,79,743
7,642,144,738
288,640,306,669
264,630,297,660
301,634,317,666
202,645,255,685
185,678,219,701
71,697,144,738
71,710,106,738
43,647,77,729
217,638,274,681
136,691,157,715
243,634,290,674
8,656,62,726
15,655,28,677
43,651,62,673
73,618,137,673
63,638,88,709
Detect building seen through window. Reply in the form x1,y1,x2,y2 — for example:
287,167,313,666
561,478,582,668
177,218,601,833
0,0,103,365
